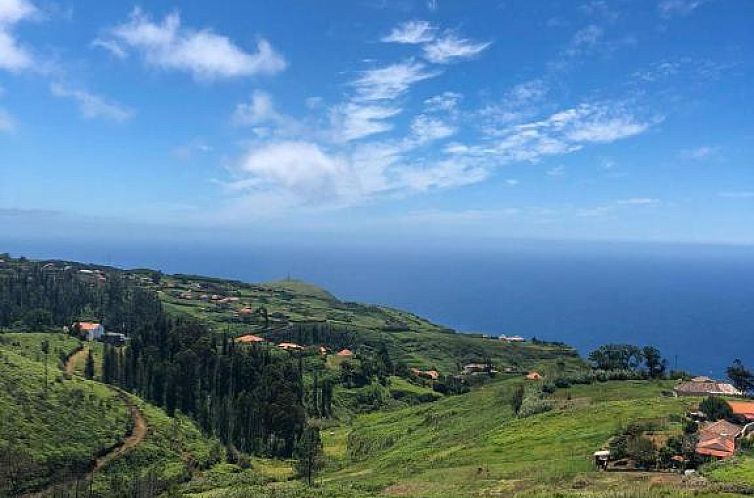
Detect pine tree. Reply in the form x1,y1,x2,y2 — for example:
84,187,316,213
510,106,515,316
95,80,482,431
294,425,324,486
84,349,95,379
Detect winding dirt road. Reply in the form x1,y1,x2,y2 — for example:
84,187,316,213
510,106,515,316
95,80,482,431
24,347,148,497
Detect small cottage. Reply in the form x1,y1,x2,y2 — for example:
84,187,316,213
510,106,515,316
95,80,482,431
75,322,104,341
526,371,543,381
235,334,266,344
337,349,354,357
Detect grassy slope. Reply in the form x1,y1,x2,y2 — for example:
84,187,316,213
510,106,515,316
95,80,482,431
0,345,131,492
0,331,226,496
320,380,746,498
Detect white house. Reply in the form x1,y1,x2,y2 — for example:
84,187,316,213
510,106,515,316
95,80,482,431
76,322,105,341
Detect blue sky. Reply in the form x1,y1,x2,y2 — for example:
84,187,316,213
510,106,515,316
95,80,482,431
1,0,753,247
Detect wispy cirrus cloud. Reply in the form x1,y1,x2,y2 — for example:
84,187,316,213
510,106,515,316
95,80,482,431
422,33,491,64
381,20,436,44
485,102,657,163
50,82,134,122
97,8,286,81
329,103,401,142
351,60,438,101
658,0,709,17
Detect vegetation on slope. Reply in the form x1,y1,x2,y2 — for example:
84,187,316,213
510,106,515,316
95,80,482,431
0,346,131,494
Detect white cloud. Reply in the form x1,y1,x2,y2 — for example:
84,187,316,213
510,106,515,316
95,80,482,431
233,90,283,126
486,103,655,163
0,0,37,72
505,179,519,186
0,0,36,25
424,91,462,113
91,37,128,59
658,0,708,17
0,107,14,131
351,60,438,101
410,114,456,144
235,141,351,202
396,158,488,192
330,103,401,142
102,8,286,80
423,33,491,64
381,20,436,44
50,83,134,122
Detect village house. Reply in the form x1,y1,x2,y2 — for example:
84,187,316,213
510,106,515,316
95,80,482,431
463,363,489,374
673,376,742,397
526,371,543,381
499,335,526,343
337,349,354,357
278,342,303,351
235,334,266,344
695,420,743,459
75,322,105,341
238,307,254,316
728,401,754,423
410,368,440,381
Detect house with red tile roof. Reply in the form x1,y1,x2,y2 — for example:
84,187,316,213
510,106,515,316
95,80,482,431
278,342,303,351
696,420,743,459
526,371,543,381
74,321,104,341
235,334,266,344
336,349,354,357
728,401,754,422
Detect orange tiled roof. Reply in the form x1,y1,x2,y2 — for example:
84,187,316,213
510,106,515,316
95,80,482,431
696,434,736,458
337,349,354,357
278,342,303,350
76,322,101,331
235,334,265,344
700,420,743,438
728,401,754,420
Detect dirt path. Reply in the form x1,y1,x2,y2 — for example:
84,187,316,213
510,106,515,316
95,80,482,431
24,351,148,497
64,346,88,374
90,390,148,471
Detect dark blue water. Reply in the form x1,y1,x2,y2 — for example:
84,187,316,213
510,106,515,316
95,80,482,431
3,238,753,378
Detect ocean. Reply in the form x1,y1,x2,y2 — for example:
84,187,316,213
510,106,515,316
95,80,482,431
3,238,753,378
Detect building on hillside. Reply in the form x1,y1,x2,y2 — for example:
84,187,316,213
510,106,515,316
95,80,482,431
695,420,743,459
238,307,254,316
102,332,127,345
463,363,488,374
318,346,329,355
410,368,440,381
728,401,754,422
673,377,742,397
499,335,526,343
526,371,543,381
337,349,354,357
278,342,303,351
235,334,266,344
75,322,104,341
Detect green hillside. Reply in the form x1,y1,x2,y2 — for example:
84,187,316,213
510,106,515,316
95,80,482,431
157,274,582,374
0,344,130,494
